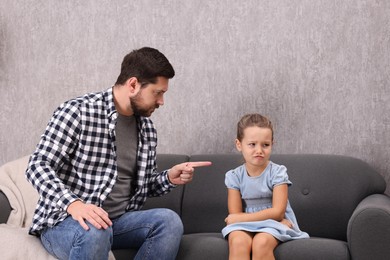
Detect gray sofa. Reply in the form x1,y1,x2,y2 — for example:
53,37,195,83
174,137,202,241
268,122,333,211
1,153,390,260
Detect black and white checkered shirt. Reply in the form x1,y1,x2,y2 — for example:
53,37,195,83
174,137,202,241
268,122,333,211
25,87,175,236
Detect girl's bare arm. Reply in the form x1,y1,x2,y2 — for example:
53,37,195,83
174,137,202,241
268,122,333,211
225,184,288,225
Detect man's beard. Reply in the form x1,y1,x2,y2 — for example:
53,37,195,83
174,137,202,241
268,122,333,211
130,94,158,117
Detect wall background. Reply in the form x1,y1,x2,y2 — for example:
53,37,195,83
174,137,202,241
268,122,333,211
1,0,389,194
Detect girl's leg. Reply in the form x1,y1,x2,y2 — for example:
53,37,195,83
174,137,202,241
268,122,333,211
251,232,279,260
227,230,253,260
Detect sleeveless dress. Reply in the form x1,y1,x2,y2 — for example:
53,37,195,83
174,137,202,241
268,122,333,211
221,161,309,242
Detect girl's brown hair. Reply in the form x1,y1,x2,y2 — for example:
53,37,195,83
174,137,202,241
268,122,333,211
236,113,274,141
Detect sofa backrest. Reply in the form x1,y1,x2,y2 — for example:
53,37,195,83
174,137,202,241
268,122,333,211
0,155,38,227
181,154,244,234
271,154,386,241
142,154,189,214
1,153,386,242
0,154,189,226
176,154,385,241
0,191,11,223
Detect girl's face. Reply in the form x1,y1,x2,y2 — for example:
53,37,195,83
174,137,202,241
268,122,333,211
236,126,273,174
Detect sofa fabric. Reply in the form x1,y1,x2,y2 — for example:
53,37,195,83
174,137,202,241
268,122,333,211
0,191,11,223
0,153,389,260
347,194,390,260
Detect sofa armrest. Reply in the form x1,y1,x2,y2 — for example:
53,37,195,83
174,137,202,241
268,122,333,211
347,194,390,260
0,191,11,223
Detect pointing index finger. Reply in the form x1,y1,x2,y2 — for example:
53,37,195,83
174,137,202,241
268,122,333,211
186,161,212,168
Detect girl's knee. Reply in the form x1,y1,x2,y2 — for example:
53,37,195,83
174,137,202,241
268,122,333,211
229,231,252,250
252,233,278,254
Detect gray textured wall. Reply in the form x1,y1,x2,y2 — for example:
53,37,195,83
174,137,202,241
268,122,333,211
1,1,389,194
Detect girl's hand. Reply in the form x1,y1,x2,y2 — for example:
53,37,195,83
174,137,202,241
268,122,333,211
280,218,293,228
225,213,244,225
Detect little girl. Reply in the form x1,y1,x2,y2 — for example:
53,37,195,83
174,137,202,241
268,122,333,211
222,114,309,260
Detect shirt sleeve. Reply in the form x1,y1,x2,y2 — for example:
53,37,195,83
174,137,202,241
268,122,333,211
25,102,81,211
140,117,177,197
271,164,292,188
225,170,241,190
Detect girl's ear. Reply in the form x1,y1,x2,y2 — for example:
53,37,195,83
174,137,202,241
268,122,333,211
235,139,242,151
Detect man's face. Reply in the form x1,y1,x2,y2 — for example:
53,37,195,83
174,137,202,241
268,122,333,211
130,76,169,117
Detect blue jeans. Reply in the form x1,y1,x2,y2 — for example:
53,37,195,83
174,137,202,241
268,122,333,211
40,208,183,260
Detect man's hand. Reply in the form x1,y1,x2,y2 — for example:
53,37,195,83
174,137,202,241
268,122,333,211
67,200,112,231
168,161,212,185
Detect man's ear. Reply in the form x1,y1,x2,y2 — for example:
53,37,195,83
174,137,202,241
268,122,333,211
125,77,141,96
235,139,242,151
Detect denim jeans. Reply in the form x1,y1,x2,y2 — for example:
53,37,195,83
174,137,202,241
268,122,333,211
40,208,183,260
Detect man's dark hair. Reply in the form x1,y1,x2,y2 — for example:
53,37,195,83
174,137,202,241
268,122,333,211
115,47,175,85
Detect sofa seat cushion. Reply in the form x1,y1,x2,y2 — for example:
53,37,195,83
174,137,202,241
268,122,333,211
113,233,229,260
274,237,350,260
176,233,229,260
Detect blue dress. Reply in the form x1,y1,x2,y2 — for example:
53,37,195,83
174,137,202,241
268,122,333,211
221,161,309,242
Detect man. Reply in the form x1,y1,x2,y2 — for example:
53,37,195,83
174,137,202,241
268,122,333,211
25,47,211,260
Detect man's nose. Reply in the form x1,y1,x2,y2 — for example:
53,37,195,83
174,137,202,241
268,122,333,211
157,96,164,106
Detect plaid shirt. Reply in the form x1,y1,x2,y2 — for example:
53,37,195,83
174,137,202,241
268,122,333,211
25,87,175,236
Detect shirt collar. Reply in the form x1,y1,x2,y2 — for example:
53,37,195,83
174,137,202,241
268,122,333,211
106,87,118,121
